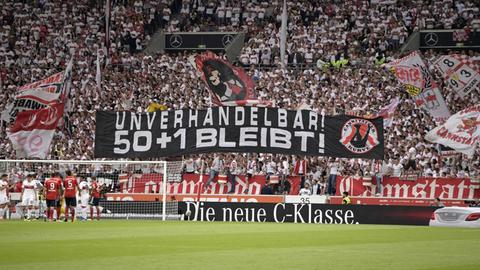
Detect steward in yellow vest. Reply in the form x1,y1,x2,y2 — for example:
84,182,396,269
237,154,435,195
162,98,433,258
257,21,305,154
342,191,351,205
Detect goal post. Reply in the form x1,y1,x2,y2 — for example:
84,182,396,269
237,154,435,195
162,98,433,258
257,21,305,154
0,159,183,221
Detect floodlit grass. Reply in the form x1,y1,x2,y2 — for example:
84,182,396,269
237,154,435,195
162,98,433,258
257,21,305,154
0,220,479,270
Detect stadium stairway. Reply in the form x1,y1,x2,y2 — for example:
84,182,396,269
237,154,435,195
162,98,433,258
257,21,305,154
144,29,165,55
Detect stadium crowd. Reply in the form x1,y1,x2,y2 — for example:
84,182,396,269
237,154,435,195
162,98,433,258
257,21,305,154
0,0,479,196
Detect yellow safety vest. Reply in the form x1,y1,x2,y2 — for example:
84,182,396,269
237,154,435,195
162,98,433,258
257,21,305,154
375,57,385,66
342,196,351,205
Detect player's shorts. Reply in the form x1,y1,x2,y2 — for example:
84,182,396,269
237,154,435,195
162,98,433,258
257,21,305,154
46,199,57,208
0,196,9,205
21,196,38,206
80,194,90,207
65,197,77,207
56,199,62,207
90,197,100,206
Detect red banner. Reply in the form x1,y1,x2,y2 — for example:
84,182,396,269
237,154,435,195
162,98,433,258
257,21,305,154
336,176,480,200
7,103,64,159
105,193,284,203
119,173,301,195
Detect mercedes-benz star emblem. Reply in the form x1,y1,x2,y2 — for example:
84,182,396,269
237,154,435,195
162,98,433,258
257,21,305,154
169,34,183,48
424,32,439,47
222,34,234,47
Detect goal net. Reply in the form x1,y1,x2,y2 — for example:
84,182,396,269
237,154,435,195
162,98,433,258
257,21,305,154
0,159,183,221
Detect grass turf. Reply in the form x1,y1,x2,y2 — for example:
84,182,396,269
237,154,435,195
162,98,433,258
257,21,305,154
0,220,479,270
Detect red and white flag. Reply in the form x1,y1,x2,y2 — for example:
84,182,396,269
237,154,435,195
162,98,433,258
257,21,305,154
1,58,72,123
376,97,400,128
386,51,450,122
7,103,64,159
433,54,480,99
425,104,480,158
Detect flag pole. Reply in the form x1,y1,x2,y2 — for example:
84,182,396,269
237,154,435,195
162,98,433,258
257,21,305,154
105,0,111,66
96,50,101,91
279,0,287,69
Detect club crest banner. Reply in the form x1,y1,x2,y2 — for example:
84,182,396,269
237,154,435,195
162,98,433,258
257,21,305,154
425,104,480,157
386,51,450,122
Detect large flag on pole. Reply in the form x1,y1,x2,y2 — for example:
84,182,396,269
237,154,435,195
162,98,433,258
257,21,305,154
62,56,73,101
279,0,287,68
432,54,480,99
194,51,271,106
1,59,73,124
7,103,64,159
376,97,400,128
425,104,480,158
386,51,450,122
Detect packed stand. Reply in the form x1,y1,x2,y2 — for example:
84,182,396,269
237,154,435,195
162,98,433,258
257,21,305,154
172,0,479,67
0,0,479,197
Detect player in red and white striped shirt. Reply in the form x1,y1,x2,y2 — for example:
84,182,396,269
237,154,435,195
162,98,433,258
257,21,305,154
20,174,37,221
0,174,10,220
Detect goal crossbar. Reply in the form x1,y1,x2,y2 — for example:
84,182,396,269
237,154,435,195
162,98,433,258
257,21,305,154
0,159,166,165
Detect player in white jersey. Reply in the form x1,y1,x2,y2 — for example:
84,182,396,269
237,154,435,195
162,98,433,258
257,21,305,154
78,178,91,221
21,174,38,221
0,174,10,220
33,176,44,219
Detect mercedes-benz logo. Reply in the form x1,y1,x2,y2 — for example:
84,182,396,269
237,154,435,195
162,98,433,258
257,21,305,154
424,32,439,47
169,34,183,48
222,34,234,47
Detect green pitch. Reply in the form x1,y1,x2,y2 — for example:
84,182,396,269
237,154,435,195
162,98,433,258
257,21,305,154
0,220,479,270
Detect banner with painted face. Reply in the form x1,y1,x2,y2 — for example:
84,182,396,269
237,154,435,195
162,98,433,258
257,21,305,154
94,107,384,159
194,51,256,106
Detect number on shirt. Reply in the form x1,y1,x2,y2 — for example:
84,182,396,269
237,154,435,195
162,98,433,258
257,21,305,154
48,182,56,191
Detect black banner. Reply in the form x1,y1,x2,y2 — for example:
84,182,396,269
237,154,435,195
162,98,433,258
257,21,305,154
420,30,480,49
94,107,384,159
179,202,437,226
165,32,237,50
